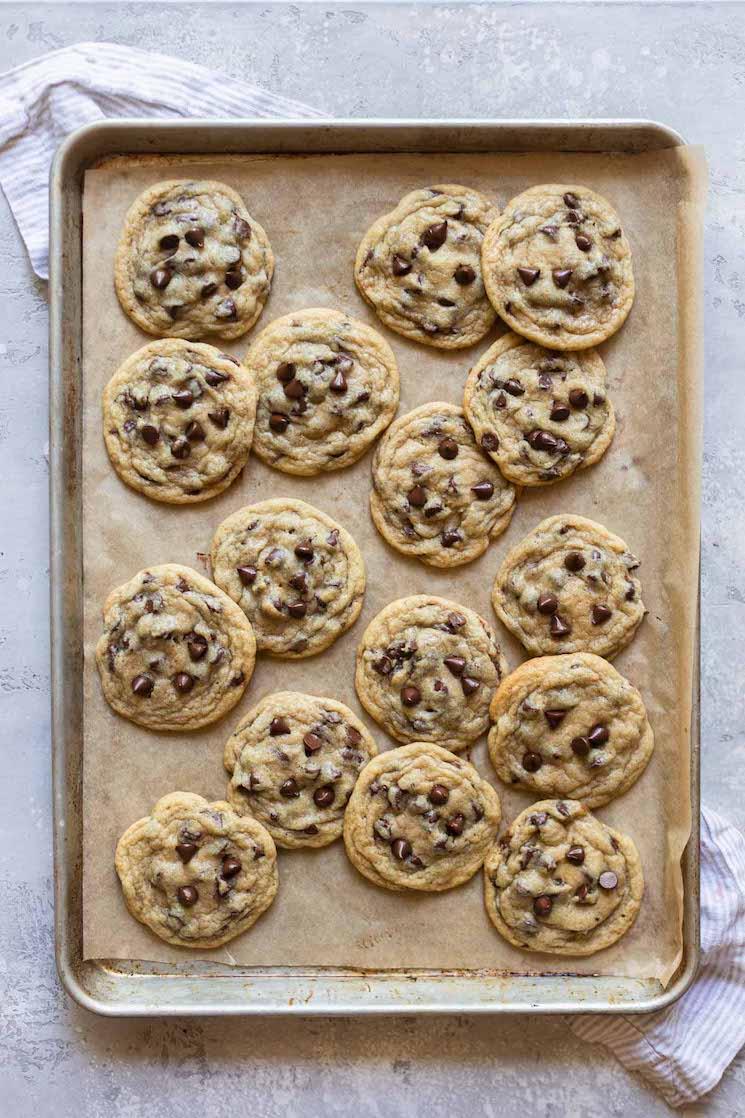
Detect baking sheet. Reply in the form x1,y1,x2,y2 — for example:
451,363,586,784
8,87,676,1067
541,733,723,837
81,147,705,984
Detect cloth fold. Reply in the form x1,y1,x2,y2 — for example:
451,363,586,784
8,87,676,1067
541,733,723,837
0,41,742,1109
0,41,326,278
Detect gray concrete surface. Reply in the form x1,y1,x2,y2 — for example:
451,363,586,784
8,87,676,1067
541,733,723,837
1,2,744,1115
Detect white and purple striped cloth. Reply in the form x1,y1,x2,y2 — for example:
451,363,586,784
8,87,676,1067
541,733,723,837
1,42,744,1109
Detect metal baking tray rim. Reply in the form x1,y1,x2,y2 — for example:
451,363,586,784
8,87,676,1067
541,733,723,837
50,117,700,1016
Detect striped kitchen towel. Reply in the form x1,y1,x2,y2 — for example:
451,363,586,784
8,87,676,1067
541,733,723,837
0,41,326,279
1,41,744,1108
571,808,745,1107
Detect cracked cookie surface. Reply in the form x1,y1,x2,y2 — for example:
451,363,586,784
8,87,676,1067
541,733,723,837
492,515,644,658
488,654,654,807
114,179,273,341
463,332,615,486
484,798,643,955
224,691,377,848
343,743,501,892
247,308,399,475
355,184,499,349
115,792,277,948
355,595,507,751
482,184,634,350
95,564,256,731
103,339,256,503
210,498,365,658
370,402,518,567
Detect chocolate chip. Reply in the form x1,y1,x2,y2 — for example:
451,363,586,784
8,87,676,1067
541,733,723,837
441,530,461,548
177,885,198,906
221,856,241,879
565,211,581,226
284,378,305,400
429,784,449,806
392,838,412,860
494,392,508,409
552,268,572,289
294,539,314,562
625,586,636,601
599,870,618,890
313,785,335,808
544,709,566,730
576,883,589,901
471,481,494,500
185,420,205,442
131,674,153,697
159,233,179,251
174,672,194,693
287,600,307,619
171,437,190,459
550,403,570,421
448,612,466,629
564,552,586,572
172,389,194,409
566,846,585,865
569,388,589,409
504,379,524,397
176,843,197,863
407,485,427,508
201,283,218,299
303,732,324,755
184,227,204,248
563,192,580,208
533,895,553,917
207,407,230,429
150,267,172,289
141,424,159,446
454,263,476,285
234,216,251,240
269,412,289,433
392,254,412,276
523,752,543,773
537,593,559,615
276,362,296,384
550,613,572,638
401,685,421,707
517,266,540,286
531,812,548,827
592,604,612,625
280,779,300,798
438,437,459,460
444,655,466,677
237,565,257,586
215,298,237,319
346,726,362,746
588,724,610,746
540,225,559,238
421,221,448,251
526,429,558,452
461,675,480,696
330,371,347,394
374,655,393,676
205,368,230,386
575,233,593,252
482,432,499,451
289,572,307,593
186,633,208,661
571,736,591,757
270,716,290,736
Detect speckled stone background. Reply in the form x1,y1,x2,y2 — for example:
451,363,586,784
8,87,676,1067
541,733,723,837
1,3,743,1115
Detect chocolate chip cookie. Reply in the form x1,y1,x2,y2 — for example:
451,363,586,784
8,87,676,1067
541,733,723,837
355,595,507,751
210,498,365,658
103,339,256,503
482,184,634,350
224,691,377,849
246,308,399,475
492,515,644,658
355,184,499,349
463,333,615,486
96,564,256,731
114,179,273,341
370,402,518,567
344,743,501,892
484,798,643,955
115,792,278,948
488,654,654,807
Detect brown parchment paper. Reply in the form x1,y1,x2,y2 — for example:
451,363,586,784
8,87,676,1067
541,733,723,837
81,146,705,984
